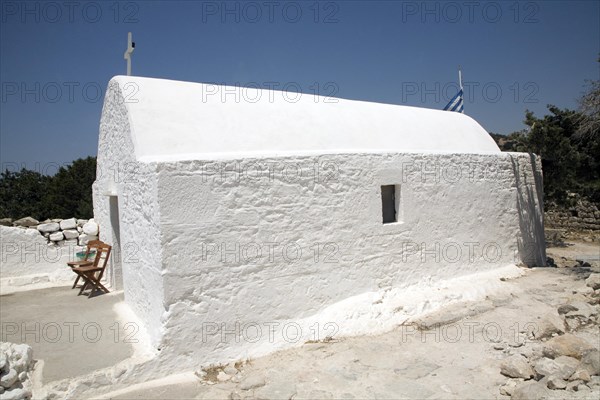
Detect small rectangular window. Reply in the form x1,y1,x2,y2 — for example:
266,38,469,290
381,185,398,224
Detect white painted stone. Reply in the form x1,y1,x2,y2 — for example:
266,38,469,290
83,221,99,236
37,222,60,233
63,229,79,240
49,231,64,241
91,76,547,381
0,368,17,388
0,387,31,400
59,218,77,230
78,234,98,246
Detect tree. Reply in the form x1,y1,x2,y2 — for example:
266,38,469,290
0,169,51,220
0,157,96,220
45,157,97,219
577,57,600,137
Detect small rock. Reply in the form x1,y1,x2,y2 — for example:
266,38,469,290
78,234,98,246
542,334,595,360
254,382,297,400
76,219,88,227
17,371,26,382
0,218,13,226
59,218,77,230
499,379,518,396
569,369,591,382
565,301,596,319
0,387,30,400
223,365,238,376
500,355,534,379
0,386,4,394
577,383,590,391
580,349,600,376
240,375,266,390
49,231,64,241
83,221,99,236
566,380,581,391
13,217,38,227
511,381,550,400
217,371,230,382
585,274,600,290
0,368,18,388
62,229,79,240
534,358,562,379
553,356,579,380
547,376,567,390
37,222,60,233
533,313,565,340
565,318,580,331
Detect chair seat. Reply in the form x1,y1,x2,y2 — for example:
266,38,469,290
67,260,93,267
72,265,102,273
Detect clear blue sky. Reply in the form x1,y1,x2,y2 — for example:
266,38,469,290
1,0,598,171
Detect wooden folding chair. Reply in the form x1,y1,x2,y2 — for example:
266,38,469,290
67,240,102,289
72,241,112,298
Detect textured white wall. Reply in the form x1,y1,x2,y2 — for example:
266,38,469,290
91,77,545,383
146,151,544,370
0,226,77,287
93,83,165,348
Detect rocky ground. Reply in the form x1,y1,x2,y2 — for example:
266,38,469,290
102,241,600,400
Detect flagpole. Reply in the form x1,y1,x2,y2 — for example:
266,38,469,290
458,66,463,90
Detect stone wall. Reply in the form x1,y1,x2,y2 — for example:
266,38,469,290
545,196,600,232
0,218,99,291
0,217,99,246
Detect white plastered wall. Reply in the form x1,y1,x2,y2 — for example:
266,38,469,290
90,77,545,382
149,151,545,371
93,81,165,348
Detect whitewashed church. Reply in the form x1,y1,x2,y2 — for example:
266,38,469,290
93,76,545,375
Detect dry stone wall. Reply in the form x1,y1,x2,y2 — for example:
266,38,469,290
0,217,99,247
545,196,600,244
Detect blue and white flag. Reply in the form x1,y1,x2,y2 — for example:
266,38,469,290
444,89,464,113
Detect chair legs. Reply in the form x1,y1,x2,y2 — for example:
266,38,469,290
72,275,81,289
76,271,110,298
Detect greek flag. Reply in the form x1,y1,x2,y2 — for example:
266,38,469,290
444,89,464,113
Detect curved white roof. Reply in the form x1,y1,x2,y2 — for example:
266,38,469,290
106,76,499,162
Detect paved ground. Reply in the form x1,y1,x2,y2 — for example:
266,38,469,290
0,287,133,383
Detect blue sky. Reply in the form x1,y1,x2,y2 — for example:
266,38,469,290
1,0,598,171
